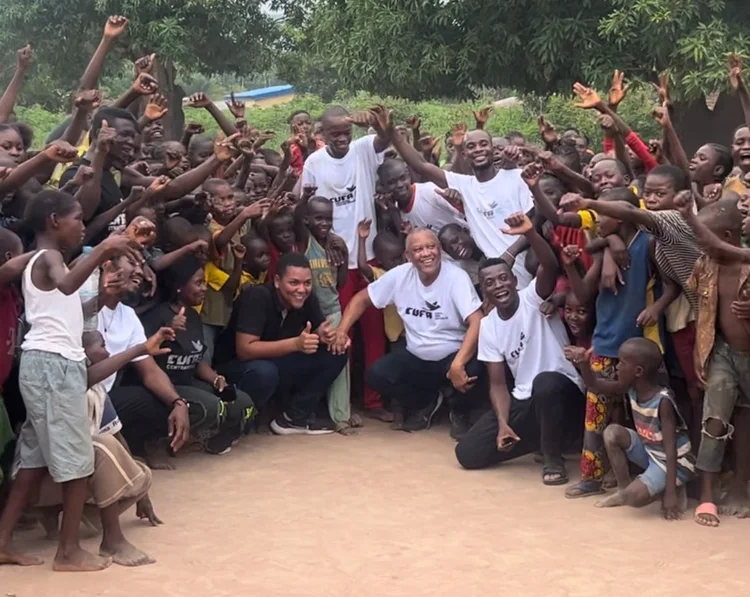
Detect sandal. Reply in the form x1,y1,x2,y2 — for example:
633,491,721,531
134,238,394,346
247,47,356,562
565,480,605,499
542,458,568,486
694,502,720,527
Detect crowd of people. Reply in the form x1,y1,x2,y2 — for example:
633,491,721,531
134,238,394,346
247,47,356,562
0,14,749,573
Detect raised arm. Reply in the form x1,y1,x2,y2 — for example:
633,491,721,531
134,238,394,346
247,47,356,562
185,93,236,137
652,105,690,177
501,211,558,299
0,141,78,195
521,162,582,228
214,201,269,255
79,16,128,90
729,54,750,130
0,45,33,123
562,247,601,305
356,219,374,282
561,194,654,229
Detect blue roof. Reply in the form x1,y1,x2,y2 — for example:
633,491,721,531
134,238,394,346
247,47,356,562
225,84,294,101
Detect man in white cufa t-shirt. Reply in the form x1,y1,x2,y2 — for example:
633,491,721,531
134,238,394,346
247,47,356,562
453,213,585,486
300,105,390,419
388,114,534,288
333,228,486,438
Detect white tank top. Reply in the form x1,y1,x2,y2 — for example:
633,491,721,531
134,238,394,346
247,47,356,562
21,249,86,361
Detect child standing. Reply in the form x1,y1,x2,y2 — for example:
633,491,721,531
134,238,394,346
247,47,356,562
0,190,140,570
565,338,694,519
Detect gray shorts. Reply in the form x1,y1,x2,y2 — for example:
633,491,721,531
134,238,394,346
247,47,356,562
17,350,94,483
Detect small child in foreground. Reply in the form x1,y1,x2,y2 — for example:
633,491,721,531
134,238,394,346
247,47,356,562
565,338,695,520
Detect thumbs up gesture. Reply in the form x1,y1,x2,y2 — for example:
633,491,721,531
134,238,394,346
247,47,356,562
171,306,187,331
296,321,320,354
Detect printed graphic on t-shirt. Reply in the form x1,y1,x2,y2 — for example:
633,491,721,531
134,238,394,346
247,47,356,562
404,299,448,321
508,331,526,362
331,185,357,208
166,340,204,372
479,201,498,219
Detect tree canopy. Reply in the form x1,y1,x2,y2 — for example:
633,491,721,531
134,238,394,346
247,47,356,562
274,0,750,100
0,0,278,110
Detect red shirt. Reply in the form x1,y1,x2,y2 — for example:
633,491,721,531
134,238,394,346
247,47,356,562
552,225,593,271
0,287,20,391
602,131,658,173
290,139,325,178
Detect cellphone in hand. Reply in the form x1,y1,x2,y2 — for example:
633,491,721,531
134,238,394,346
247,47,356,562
216,384,237,403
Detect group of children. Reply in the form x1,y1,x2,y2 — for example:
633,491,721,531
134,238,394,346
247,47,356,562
0,12,749,574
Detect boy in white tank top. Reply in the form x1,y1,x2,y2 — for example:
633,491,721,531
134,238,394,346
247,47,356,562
0,190,141,572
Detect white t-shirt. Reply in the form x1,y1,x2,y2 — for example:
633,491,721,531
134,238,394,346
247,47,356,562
368,260,481,361
97,303,148,391
301,135,384,268
445,169,534,288
478,284,583,400
401,182,467,233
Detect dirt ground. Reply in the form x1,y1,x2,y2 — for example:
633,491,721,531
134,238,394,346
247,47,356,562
4,423,750,597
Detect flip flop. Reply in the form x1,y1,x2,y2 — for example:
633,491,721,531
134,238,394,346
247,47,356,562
565,480,605,499
542,461,568,486
695,502,720,527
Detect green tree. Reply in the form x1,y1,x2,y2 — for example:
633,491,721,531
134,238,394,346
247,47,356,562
275,0,750,101
0,0,278,134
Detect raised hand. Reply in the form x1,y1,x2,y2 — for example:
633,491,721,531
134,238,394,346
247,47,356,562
188,239,209,258
608,69,629,107
100,232,143,264
673,190,695,217
501,212,533,236
435,187,464,210
231,242,247,261
560,245,581,267
186,92,212,109
419,135,440,155
301,184,317,204
227,91,246,119
104,15,129,40
144,327,176,356
558,192,586,213
473,105,494,129
44,140,79,163
296,321,320,354
357,218,372,239
537,115,558,146
729,54,745,90
144,94,169,122
184,122,205,136
148,175,171,195
573,82,602,109
16,44,33,71
563,345,591,365
501,144,522,167
126,215,157,246
252,130,276,150
520,162,544,188
74,89,102,110
214,132,240,161
369,104,394,137
451,123,468,148
347,110,375,128
132,73,159,96
406,115,421,130
71,165,94,186
96,119,116,154
171,307,187,331
242,198,271,220
651,105,671,128
654,71,671,107
134,53,156,75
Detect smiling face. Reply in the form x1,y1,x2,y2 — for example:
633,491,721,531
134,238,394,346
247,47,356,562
590,160,628,196
207,184,236,225
305,199,333,241
291,112,312,136
463,130,494,171
275,265,313,309
246,171,270,202
180,267,207,307
379,161,412,206
107,117,138,170
733,127,750,174
480,262,518,312
439,225,474,261
563,293,592,339
322,115,353,158
405,229,441,277
0,127,25,165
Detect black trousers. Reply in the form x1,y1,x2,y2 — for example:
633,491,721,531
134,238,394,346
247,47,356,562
366,347,488,414
455,371,584,470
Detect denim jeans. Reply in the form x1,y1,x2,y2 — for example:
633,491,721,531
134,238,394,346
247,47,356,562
219,346,347,425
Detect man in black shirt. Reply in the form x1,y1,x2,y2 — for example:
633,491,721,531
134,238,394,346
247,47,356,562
216,253,346,435
58,107,139,246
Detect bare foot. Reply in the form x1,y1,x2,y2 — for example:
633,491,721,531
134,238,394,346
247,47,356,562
100,539,155,567
53,546,112,572
335,423,359,436
365,407,394,423
718,491,750,518
601,469,617,490
596,491,628,508
0,543,44,566
144,441,175,471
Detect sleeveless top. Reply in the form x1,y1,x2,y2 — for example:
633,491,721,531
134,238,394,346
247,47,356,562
21,250,85,361
593,231,652,358
305,237,341,316
628,387,695,481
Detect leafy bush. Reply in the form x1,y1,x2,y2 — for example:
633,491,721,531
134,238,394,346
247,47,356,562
18,85,661,153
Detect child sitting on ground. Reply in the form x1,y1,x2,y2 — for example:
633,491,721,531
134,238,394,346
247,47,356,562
565,338,694,520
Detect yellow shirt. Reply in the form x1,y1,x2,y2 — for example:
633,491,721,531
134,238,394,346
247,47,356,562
372,266,404,343
197,263,266,314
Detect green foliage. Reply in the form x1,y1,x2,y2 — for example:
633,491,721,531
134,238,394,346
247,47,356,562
276,0,750,102
18,86,661,154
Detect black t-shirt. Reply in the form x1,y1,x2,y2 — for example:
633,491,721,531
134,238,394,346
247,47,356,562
59,158,125,245
140,302,206,386
215,284,325,363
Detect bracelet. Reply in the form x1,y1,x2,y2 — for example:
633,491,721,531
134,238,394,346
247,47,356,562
212,375,225,389
171,398,187,410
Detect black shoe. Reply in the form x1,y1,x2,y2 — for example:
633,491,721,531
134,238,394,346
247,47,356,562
205,429,235,455
271,414,335,436
402,393,444,432
449,411,471,441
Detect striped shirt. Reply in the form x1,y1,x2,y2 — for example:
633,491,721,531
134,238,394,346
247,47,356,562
638,210,701,312
629,387,695,481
